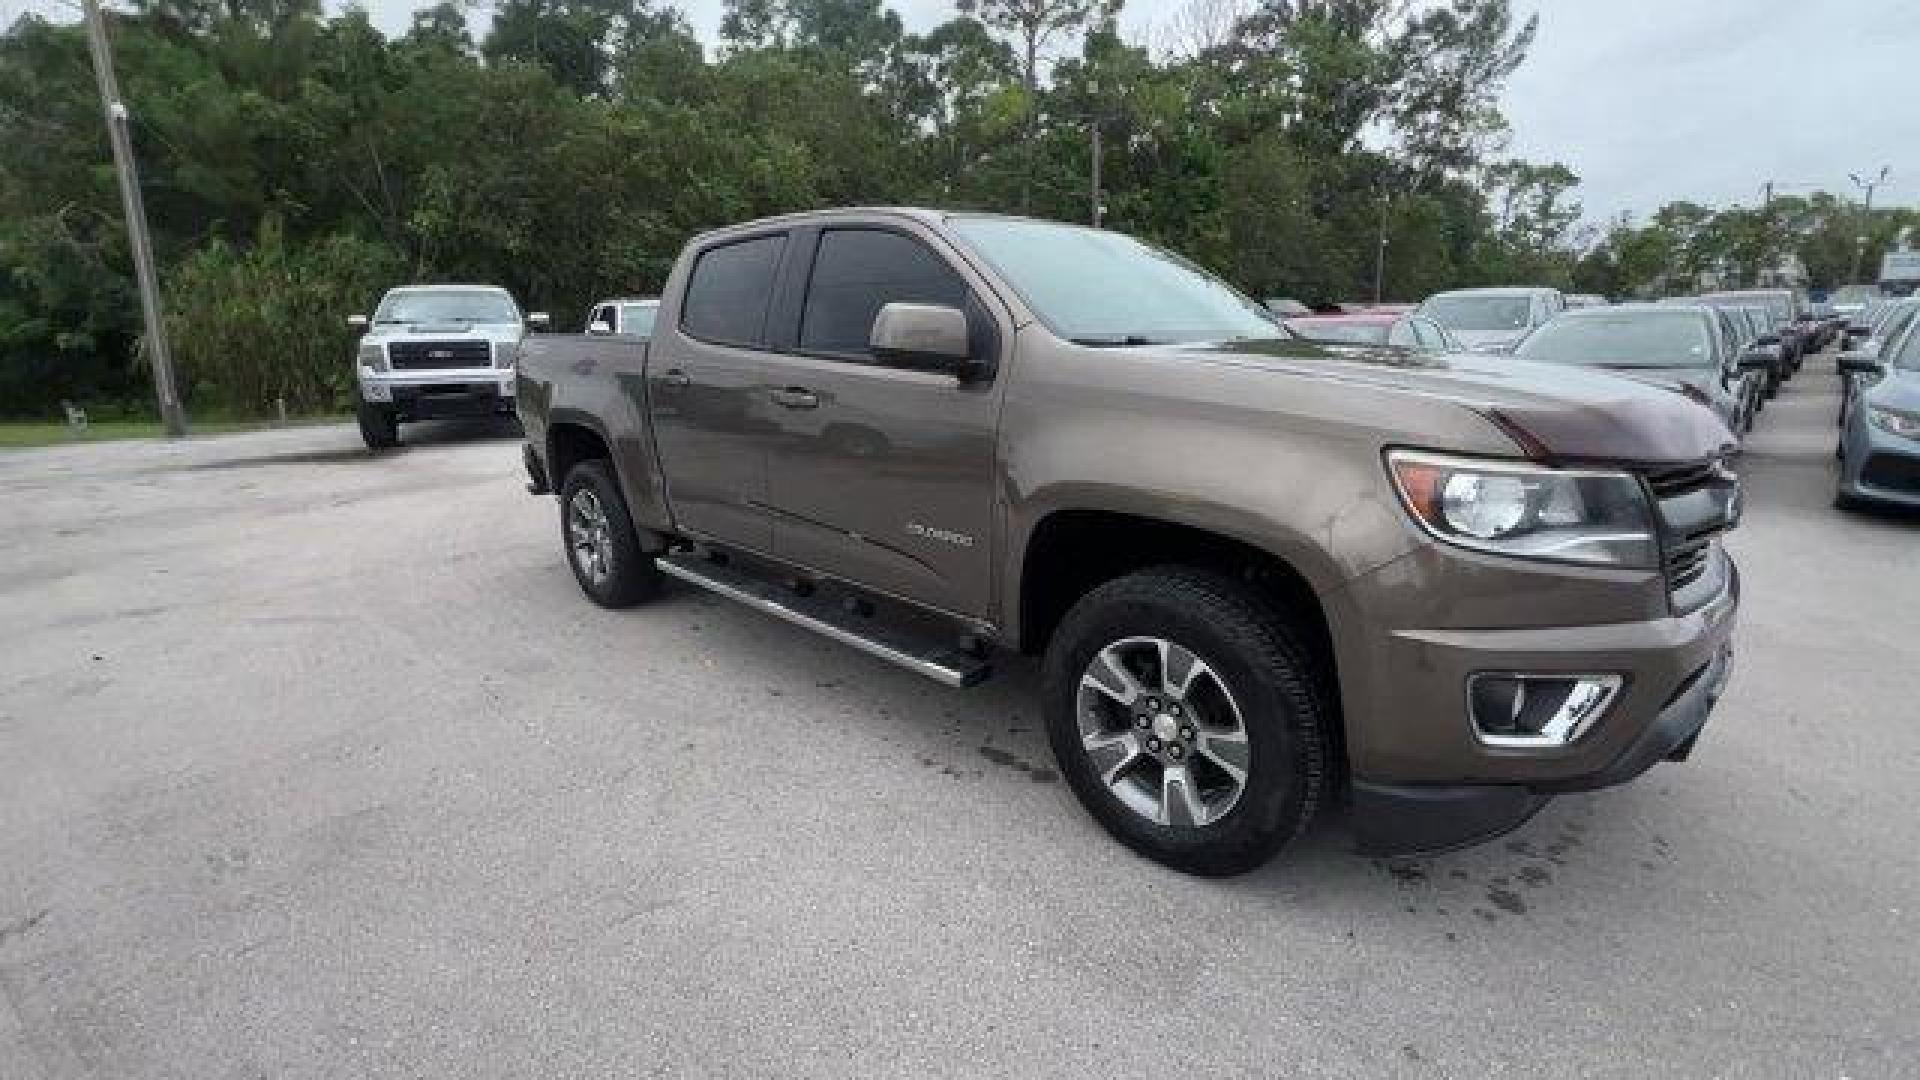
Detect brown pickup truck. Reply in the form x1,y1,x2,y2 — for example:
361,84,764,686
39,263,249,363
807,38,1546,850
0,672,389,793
516,208,1741,875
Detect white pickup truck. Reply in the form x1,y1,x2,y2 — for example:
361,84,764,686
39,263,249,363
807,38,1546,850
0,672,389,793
349,284,547,449
583,297,660,338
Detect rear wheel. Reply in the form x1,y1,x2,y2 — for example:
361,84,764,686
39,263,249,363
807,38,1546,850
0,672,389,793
1042,566,1329,876
559,459,661,608
357,401,399,450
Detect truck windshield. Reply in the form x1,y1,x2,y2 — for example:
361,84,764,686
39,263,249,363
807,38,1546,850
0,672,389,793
947,217,1282,345
620,304,659,337
375,290,519,324
1421,295,1532,333
1896,322,1920,371
1513,311,1714,368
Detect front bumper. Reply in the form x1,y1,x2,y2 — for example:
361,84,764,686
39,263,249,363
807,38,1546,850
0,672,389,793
1338,546,1740,855
1839,418,1920,509
1354,636,1733,854
359,366,516,418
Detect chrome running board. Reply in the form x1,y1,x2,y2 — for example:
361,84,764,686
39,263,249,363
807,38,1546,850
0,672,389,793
658,555,991,688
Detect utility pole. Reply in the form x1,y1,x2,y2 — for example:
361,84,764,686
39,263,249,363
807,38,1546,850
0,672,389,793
82,0,186,438
1848,167,1892,286
1372,190,1389,305
1088,80,1103,228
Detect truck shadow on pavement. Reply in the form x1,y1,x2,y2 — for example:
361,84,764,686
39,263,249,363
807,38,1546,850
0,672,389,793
190,417,521,470
641,575,1674,933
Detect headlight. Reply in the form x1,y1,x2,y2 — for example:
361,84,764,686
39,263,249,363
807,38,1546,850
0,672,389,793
1868,405,1920,440
358,340,386,371
1387,450,1659,569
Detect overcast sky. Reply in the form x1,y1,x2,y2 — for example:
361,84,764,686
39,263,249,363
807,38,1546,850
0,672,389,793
13,0,1911,224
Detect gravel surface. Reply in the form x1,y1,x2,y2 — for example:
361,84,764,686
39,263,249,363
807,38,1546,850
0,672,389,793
2,354,1915,1078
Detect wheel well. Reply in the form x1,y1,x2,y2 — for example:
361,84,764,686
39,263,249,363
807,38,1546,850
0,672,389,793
1018,509,1343,766
548,422,610,487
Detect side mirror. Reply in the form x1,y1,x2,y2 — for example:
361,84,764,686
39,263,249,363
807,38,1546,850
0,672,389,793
587,320,613,336
527,312,551,331
1737,350,1774,371
870,302,976,376
1838,352,1884,376
347,314,368,330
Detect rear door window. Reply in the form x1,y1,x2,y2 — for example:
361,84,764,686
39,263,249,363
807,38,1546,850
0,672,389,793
682,234,788,348
800,229,969,357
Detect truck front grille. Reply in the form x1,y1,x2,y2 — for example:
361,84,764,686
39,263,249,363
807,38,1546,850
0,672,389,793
1643,460,1738,601
389,340,491,370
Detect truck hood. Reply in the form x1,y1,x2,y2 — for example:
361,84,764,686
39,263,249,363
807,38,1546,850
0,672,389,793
364,321,525,342
1179,338,1737,465
1586,364,1722,393
1864,367,1920,415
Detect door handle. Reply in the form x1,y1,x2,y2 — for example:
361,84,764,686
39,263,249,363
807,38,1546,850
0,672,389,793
770,387,819,409
659,369,691,389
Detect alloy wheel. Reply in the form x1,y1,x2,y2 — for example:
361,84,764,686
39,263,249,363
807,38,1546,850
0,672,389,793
566,487,613,586
1076,636,1250,828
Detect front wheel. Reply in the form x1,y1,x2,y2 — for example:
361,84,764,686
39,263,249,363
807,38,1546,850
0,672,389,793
1042,567,1329,876
357,401,399,450
559,459,662,608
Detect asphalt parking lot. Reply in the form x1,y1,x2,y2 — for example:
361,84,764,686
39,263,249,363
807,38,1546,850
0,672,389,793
2,350,1916,1079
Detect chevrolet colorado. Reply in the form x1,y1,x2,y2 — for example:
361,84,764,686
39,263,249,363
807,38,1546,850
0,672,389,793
517,209,1742,875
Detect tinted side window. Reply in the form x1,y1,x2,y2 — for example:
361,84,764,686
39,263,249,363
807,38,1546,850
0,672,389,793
1412,318,1444,349
801,229,969,356
683,234,787,347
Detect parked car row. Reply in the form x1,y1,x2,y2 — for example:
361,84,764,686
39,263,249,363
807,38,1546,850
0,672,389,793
1393,283,1913,512
1404,286,1862,446
1836,295,1920,511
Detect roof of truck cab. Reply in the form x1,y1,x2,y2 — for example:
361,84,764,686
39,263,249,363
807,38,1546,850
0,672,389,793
384,283,513,293
692,206,949,241
1423,287,1558,298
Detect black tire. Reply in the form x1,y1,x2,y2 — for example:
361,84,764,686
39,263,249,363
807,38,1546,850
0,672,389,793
558,459,662,609
357,401,399,449
1042,566,1329,876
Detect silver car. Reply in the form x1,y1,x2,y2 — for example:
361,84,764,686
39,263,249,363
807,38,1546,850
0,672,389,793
1417,287,1565,353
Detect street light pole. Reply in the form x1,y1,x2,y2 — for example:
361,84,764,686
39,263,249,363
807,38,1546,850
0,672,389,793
1372,190,1389,305
1088,80,1103,229
1848,167,1891,287
82,0,187,438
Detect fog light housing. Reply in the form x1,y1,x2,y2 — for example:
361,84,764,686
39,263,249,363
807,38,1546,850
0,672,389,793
1468,673,1623,747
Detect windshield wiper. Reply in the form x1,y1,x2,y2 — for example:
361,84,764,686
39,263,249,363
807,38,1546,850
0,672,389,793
1070,334,1166,347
